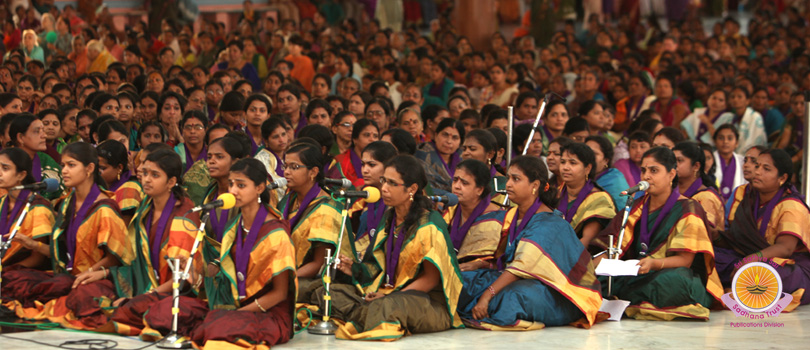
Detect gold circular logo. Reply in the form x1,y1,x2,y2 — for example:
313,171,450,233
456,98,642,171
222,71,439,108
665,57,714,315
731,262,782,313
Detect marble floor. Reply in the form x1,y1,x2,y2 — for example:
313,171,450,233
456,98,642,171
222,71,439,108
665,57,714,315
1,307,806,350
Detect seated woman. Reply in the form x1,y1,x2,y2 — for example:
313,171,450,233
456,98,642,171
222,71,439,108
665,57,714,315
614,131,651,190
559,143,617,247
8,113,63,199
458,156,602,330
512,123,543,159
590,147,723,320
416,118,465,193
354,141,398,259
193,159,297,347
460,129,506,203
586,135,629,207
183,124,230,205
102,149,206,336
202,134,249,246
673,142,725,230
174,111,209,173
726,145,767,226
712,124,746,201
4,142,129,326
97,140,142,225
277,143,349,301
320,154,462,340
255,117,290,197
333,118,380,189
444,159,506,271
680,89,733,145
547,136,572,192
0,148,55,276
715,149,810,309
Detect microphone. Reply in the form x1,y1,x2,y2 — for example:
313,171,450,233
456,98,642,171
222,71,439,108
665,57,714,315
333,187,381,203
269,178,287,190
428,194,459,206
321,178,352,188
11,178,60,192
189,193,236,213
621,181,650,196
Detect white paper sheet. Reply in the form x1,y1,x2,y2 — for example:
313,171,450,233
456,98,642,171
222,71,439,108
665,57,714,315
599,299,631,321
595,259,641,276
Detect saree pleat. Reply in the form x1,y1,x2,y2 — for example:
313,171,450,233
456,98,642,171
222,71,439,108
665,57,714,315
567,190,616,238
191,300,292,349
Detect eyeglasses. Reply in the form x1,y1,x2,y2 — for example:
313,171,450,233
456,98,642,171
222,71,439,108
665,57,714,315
338,122,353,128
282,163,307,171
379,176,404,187
183,124,205,131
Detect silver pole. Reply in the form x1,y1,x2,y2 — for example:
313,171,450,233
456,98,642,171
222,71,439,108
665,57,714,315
522,95,550,156
157,258,191,349
802,91,810,206
506,106,514,166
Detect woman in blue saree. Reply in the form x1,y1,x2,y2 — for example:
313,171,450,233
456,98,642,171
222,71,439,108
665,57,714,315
458,156,603,330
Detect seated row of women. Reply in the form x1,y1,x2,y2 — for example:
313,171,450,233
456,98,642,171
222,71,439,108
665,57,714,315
0,133,807,347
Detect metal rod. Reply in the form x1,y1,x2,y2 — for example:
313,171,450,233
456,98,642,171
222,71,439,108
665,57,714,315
608,195,634,297
506,106,514,166
802,91,810,205
181,211,209,280
157,258,191,349
501,95,550,207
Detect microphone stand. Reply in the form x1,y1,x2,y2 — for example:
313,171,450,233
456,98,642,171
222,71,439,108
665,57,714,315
501,94,551,207
607,195,635,297
309,196,352,335
0,191,36,301
157,210,209,349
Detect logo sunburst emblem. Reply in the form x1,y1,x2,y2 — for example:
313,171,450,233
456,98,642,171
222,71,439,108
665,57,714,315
732,262,782,312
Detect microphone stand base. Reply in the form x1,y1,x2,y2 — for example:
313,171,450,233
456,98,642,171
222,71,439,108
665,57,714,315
307,320,338,335
156,332,192,349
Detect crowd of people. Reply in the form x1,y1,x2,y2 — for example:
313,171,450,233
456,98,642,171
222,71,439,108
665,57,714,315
0,0,808,348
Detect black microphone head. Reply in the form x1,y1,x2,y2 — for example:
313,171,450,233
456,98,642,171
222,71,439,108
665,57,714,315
445,194,459,206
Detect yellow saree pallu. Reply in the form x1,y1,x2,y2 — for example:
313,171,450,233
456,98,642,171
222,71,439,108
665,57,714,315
0,193,54,266
8,188,130,326
692,188,725,230
112,180,144,214
193,207,297,349
278,188,354,302
325,210,463,341
591,195,724,321
564,189,617,237
442,203,506,263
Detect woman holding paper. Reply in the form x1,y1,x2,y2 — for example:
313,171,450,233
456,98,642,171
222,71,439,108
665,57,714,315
714,149,810,308
590,147,723,320
457,156,602,330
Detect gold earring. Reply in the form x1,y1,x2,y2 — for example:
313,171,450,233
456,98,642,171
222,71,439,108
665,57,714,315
409,192,414,202
117,171,121,181
532,187,537,195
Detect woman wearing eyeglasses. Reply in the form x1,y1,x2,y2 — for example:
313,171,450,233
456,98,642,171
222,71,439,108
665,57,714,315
174,111,209,174
329,110,357,157
320,154,462,340
278,142,351,302
333,118,380,189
